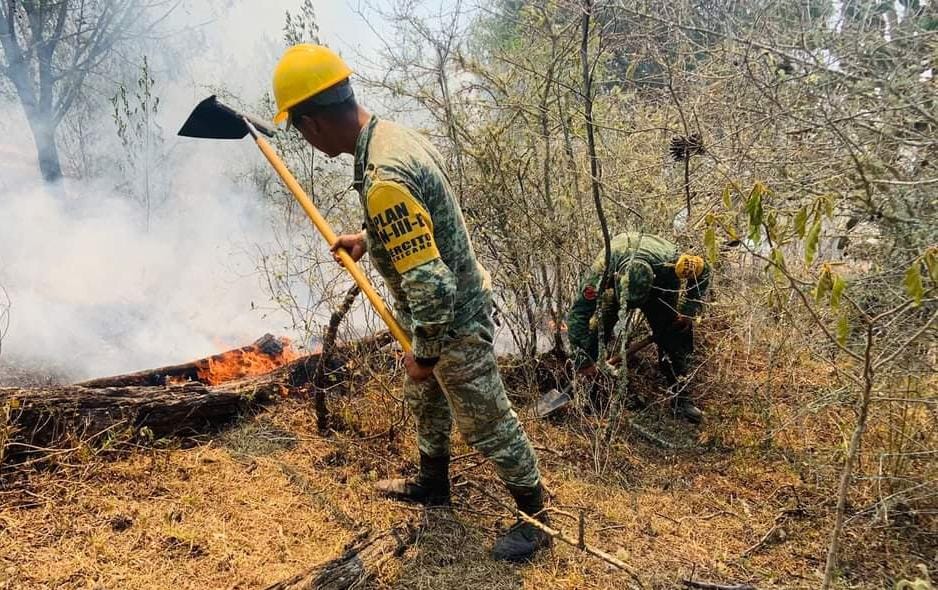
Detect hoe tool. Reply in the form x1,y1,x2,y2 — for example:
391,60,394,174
178,95,412,352
534,336,655,418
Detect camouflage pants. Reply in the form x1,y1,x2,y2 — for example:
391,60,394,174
402,301,541,488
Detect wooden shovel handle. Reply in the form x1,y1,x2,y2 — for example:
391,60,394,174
252,135,413,353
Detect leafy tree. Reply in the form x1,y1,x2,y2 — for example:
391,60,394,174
353,0,936,584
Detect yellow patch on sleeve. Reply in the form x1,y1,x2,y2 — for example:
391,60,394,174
366,181,440,274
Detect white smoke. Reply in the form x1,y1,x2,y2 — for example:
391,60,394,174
0,139,294,380
0,1,398,382
0,2,285,380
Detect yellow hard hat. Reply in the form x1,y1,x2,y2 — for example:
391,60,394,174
272,44,353,125
675,254,705,280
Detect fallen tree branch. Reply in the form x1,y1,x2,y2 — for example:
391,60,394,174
76,334,292,388
0,381,276,453
1,335,395,459
740,522,786,558
628,420,681,450
315,284,362,432
263,520,418,590
76,332,394,390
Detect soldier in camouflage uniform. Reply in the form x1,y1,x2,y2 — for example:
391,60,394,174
273,45,549,562
567,232,711,423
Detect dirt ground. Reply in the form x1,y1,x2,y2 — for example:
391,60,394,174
0,329,934,590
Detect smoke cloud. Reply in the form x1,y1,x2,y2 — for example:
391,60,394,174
0,140,294,380
0,1,398,382
0,1,318,381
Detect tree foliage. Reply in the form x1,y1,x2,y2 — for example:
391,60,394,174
348,1,936,585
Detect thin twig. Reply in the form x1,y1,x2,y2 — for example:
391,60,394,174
740,523,783,558
682,579,757,590
466,481,644,586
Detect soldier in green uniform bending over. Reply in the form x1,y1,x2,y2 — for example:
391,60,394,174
272,44,549,562
567,232,711,423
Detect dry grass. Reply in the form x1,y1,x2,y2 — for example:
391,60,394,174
0,327,933,590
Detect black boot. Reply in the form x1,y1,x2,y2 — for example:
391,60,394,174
662,365,703,425
491,483,552,562
374,452,450,506
671,394,703,424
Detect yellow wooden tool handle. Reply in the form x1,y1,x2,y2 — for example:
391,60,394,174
253,135,413,353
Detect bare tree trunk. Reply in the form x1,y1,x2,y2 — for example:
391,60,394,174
536,34,567,355
3,56,63,182
822,323,876,589
28,115,64,182
579,0,611,282
435,45,466,202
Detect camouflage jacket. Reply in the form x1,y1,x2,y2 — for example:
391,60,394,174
353,115,490,361
566,233,709,367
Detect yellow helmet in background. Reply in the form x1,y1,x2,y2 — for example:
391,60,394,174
272,44,353,125
675,254,705,280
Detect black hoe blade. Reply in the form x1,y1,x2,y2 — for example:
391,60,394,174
177,95,276,139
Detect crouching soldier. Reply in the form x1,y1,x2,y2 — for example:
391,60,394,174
566,232,710,423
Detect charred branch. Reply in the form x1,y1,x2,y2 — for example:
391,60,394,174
76,334,292,388
263,521,418,590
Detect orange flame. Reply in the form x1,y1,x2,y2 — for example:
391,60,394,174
194,336,299,385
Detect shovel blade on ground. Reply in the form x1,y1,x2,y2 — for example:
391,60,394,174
535,387,572,419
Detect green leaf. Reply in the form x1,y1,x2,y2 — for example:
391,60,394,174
770,247,786,281
726,222,739,241
704,226,718,265
815,266,833,302
805,219,822,265
924,248,938,284
904,263,924,306
722,185,732,209
837,314,850,346
794,207,808,238
746,183,765,243
766,211,778,241
831,274,846,309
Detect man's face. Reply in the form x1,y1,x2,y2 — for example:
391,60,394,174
295,115,341,157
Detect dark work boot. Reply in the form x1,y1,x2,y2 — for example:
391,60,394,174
671,394,703,424
374,452,450,506
491,483,552,562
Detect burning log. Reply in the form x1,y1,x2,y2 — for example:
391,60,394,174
264,521,418,590
76,334,298,388
1,334,394,459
